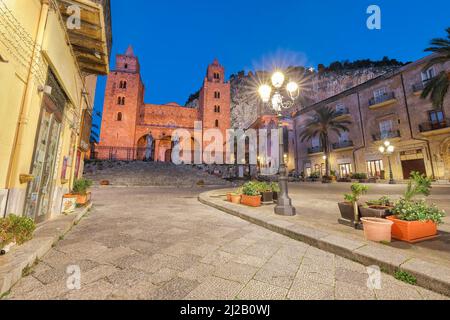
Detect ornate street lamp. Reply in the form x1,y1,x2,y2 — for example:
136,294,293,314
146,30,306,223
258,71,299,216
379,140,396,185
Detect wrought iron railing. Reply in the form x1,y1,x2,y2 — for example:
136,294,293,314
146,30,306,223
332,140,354,150
308,146,324,154
369,92,396,107
372,130,401,141
419,119,450,133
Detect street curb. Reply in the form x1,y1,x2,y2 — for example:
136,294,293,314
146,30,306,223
0,203,92,297
199,190,450,297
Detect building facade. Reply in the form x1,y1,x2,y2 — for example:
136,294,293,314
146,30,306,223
0,0,112,221
294,55,450,182
97,48,231,162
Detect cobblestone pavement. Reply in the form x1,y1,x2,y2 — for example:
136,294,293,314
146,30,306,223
6,187,447,300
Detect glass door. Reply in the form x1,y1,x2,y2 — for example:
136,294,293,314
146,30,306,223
25,110,61,223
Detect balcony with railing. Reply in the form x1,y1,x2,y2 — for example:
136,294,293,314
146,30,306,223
308,146,324,155
332,140,354,151
369,92,397,110
419,119,450,136
334,107,351,119
372,130,401,142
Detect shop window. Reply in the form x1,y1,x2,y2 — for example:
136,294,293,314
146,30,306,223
367,160,384,178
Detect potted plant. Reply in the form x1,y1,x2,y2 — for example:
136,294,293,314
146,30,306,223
241,182,262,207
360,196,394,218
361,217,394,243
62,193,78,213
338,183,368,228
309,172,320,182
330,170,338,183
230,192,242,204
271,182,280,202
257,182,274,204
0,214,36,255
388,172,445,243
351,173,368,183
72,178,93,206
387,172,445,243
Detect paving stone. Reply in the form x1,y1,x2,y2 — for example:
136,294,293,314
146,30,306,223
149,268,179,285
233,254,268,268
237,280,288,300
254,266,297,289
201,250,236,266
374,275,423,300
184,276,244,300
335,268,368,287
64,279,115,300
296,266,335,287
288,278,335,300
213,261,259,284
335,280,376,300
148,277,200,300
353,245,409,273
179,263,216,283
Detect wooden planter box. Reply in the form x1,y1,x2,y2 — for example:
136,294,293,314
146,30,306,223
261,191,273,204
360,206,393,218
241,195,262,207
386,216,438,243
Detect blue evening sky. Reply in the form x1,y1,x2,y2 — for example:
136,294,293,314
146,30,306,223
92,0,450,132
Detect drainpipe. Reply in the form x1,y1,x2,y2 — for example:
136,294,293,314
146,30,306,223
6,0,50,188
352,92,366,173
293,116,299,173
400,73,436,179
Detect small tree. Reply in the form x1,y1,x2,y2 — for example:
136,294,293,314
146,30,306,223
344,183,369,226
298,107,352,178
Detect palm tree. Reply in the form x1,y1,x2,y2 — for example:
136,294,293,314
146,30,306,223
299,107,352,178
421,27,450,109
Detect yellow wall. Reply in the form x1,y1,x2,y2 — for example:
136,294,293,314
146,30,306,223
0,0,97,218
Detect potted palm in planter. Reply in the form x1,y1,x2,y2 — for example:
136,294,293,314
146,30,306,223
72,178,93,206
360,196,394,218
241,182,262,207
387,172,445,243
338,183,368,229
0,214,36,255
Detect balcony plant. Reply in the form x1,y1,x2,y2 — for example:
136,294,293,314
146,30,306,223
387,172,446,243
241,181,262,207
351,173,368,183
71,178,93,206
0,214,36,255
360,196,394,218
338,183,368,228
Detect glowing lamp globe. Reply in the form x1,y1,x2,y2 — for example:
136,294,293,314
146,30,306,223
258,84,272,103
286,81,299,94
271,71,285,88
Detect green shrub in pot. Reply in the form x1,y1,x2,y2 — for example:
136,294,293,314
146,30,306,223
0,214,36,249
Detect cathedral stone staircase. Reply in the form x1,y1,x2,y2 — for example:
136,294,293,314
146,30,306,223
83,161,231,187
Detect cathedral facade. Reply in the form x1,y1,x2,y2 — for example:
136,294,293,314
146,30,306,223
97,46,231,162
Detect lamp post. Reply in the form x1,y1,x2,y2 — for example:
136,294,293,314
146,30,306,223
379,140,396,185
258,71,299,216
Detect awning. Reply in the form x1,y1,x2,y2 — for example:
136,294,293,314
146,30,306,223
57,0,111,75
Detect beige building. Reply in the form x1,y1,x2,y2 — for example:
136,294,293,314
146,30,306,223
0,0,112,222
294,54,450,182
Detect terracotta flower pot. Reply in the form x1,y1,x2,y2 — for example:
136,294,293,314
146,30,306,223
100,180,110,186
361,218,394,243
226,193,232,202
386,216,438,243
76,192,91,206
230,194,242,204
241,194,262,207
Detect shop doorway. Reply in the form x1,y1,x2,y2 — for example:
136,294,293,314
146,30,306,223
401,159,426,180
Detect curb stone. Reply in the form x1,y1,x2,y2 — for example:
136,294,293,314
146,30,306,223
199,190,450,297
0,203,92,297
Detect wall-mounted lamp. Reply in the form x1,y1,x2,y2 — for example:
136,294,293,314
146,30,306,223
38,85,52,95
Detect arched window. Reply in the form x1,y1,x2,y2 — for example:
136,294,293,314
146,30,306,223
213,72,220,80
123,81,127,89
217,106,220,113
117,112,122,121
214,91,221,99
117,96,122,105
121,97,126,105
124,63,128,69
215,120,219,127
